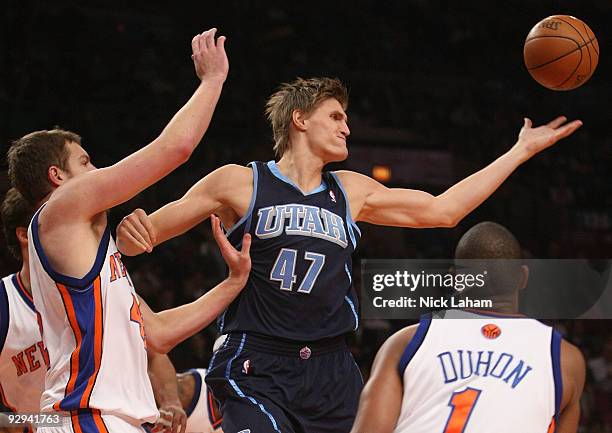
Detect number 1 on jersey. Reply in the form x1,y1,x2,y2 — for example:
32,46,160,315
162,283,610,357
270,249,326,294
443,387,481,433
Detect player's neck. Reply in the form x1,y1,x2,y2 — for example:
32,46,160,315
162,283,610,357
276,152,324,193
18,262,31,296
487,295,519,314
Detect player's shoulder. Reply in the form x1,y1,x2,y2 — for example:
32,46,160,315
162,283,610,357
560,337,585,375
333,170,383,193
210,164,253,182
377,324,420,363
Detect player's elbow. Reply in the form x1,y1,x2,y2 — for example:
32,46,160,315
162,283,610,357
439,213,460,228
173,139,196,164
146,334,173,354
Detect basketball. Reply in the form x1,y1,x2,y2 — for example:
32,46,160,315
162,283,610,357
524,15,599,90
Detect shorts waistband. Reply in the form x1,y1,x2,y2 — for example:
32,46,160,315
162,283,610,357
226,332,347,358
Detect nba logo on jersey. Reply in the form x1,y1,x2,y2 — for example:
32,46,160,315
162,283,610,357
329,190,336,202
242,360,251,375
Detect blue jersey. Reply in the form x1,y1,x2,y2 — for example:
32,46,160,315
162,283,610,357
220,161,360,341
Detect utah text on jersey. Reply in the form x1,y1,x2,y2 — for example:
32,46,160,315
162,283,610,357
255,204,348,248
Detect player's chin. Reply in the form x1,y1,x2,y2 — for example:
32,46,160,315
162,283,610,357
327,144,348,162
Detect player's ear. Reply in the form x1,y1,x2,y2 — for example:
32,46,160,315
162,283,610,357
292,109,308,132
15,227,28,247
48,165,66,187
518,265,529,290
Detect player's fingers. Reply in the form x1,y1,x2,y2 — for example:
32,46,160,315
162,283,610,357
217,35,226,50
555,119,583,139
546,115,568,129
170,412,179,433
205,28,217,50
240,233,252,257
523,117,532,129
135,210,157,244
177,413,187,433
191,34,201,54
122,221,152,252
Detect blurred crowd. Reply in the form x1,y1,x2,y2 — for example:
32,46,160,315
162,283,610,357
1,1,610,430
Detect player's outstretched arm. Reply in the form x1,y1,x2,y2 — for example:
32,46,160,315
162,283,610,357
50,28,228,222
341,117,582,228
137,215,251,353
350,326,417,433
147,351,187,433
117,164,250,255
557,339,586,433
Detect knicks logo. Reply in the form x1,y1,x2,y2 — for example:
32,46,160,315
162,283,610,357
481,324,501,339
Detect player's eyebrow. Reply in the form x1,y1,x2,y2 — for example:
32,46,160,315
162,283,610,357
332,110,348,122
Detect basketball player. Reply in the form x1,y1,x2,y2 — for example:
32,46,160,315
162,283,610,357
350,222,586,433
5,29,252,433
115,78,582,432
176,369,222,433
0,187,47,433
0,188,201,433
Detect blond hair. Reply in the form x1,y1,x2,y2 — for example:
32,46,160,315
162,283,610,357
265,77,348,157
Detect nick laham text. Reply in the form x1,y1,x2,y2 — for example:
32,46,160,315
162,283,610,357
373,296,493,309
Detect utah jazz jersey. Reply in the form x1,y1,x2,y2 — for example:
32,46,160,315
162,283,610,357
0,273,48,413
394,310,561,433
221,161,360,341
28,207,158,426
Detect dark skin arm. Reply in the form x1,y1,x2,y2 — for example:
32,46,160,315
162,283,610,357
556,339,586,433
350,325,418,433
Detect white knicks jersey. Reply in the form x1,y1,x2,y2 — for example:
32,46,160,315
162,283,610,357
28,209,158,426
185,369,222,432
0,273,48,413
394,310,562,433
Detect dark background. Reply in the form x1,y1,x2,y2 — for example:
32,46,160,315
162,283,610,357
1,1,611,429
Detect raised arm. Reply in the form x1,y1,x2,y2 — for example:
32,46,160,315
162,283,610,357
340,117,581,228
350,325,417,433
50,28,229,221
138,215,251,353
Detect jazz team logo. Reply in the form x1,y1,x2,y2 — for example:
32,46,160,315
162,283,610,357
481,323,501,339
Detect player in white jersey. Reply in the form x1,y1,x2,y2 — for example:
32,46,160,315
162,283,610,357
6,28,251,433
0,188,200,433
176,369,222,433
0,188,47,418
351,222,586,433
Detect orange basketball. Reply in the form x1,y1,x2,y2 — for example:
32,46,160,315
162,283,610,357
524,15,599,90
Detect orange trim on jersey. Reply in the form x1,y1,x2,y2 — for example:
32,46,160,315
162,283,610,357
80,277,104,407
547,418,556,433
15,272,34,304
71,411,84,433
56,283,83,405
208,391,223,427
92,409,109,433
0,382,17,412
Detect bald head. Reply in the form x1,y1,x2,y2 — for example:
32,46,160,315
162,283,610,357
455,222,522,260
454,222,525,298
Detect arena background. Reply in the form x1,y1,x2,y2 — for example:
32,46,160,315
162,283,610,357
1,1,610,430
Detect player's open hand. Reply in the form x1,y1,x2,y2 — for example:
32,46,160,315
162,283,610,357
191,28,228,82
516,116,582,157
210,214,251,286
116,208,157,256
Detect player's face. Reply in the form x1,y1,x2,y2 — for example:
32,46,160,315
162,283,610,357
304,98,350,162
63,141,96,178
